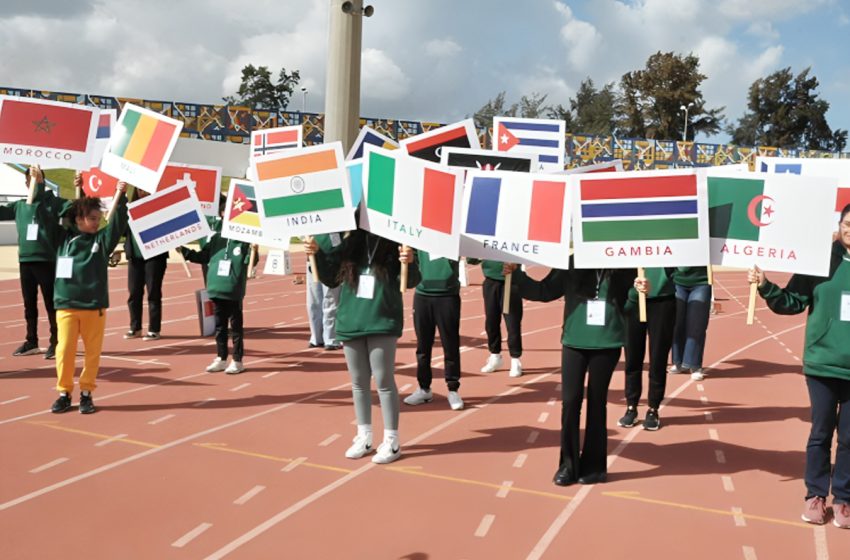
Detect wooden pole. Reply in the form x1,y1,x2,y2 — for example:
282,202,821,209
247,244,257,279
105,190,123,223
746,281,758,325
305,236,320,282
178,250,192,278
706,264,714,285
400,244,409,293
637,267,647,323
503,271,512,315
26,167,37,204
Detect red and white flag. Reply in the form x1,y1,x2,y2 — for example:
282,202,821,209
157,163,222,216
0,96,99,170
250,125,302,160
80,167,120,200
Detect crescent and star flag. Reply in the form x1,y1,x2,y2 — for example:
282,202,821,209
81,167,119,200
157,163,222,217
0,95,99,170
571,169,710,269
493,116,566,172
127,183,210,259
459,170,571,268
221,178,289,248
440,147,537,173
250,125,302,160
400,119,480,163
101,103,183,193
251,142,355,237
757,156,850,225
360,145,464,259
91,109,116,167
346,126,398,161
707,170,837,276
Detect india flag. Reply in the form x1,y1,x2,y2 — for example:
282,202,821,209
571,169,710,268
459,170,571,269
360,146,464,259
707,170,837,276
251,142,355,237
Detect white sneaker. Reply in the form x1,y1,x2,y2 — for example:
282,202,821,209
205,357,226,372
480,354,503,373
690,368,706,381
509,358,523,377
447,391,464,411
668,364,687,374
403,388,433,406
225,360,245,374
345,433,373,459
372,438,401,464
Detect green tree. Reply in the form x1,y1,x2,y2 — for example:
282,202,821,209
615,51,724,140
472,91,517,129
223,64,301,111
571,78,616,135
516,92,549,119
728,67,847,150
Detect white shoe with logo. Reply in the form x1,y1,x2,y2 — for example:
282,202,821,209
205,357,226,372
480,354,503,373
345,432,373,459
372,436,401,464
509,358,523,378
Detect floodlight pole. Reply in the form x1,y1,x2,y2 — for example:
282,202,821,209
324,0,365,152
680,102,694,141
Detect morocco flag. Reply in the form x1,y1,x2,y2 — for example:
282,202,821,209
0,96,99,170
399,119,480,163
708,171,837,276
360,145,464,259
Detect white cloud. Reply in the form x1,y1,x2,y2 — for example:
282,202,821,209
554,2,602,71
424,38,462,58
746,21,780,42
361,48,411,101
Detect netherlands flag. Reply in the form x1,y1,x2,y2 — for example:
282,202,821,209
250,125,302,159
127,184,210,259
493,117,566,173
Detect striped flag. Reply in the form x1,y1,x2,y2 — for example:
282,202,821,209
400,119,480,163
441,147,537,173
250,125,302,159
0,95,99,170
101,103,183,192
757,156,850,224
127,183,210,259
91,109,116,166
493,117,566,172
361,146,464,258
251,142,355,237
571,170,710,268
346,126,398,161
460,170,571,268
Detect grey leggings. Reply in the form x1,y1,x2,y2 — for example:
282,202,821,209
342,335,400,430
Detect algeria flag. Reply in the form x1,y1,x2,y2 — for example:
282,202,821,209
707,170,837,276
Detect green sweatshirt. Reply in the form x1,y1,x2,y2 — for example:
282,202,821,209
519,265,635,349
628,267,675,303
53,199,129,310
182,217,250,301
415,250,459,296
758,241,850,381
314,232,420,341
466,258,527,284
0,182,68,263
673,266,709,287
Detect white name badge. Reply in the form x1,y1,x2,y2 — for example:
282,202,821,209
841,292,850,322
330,233,341,247
91,241,99,254
26,223,38,241
56,257,73,279
217,259,232,277
586,299,606,326
357,274,375,299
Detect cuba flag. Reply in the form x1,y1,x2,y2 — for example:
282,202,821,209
493,117,566,173
460,170,571,268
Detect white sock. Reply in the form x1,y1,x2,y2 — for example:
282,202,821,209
356,424,372,438
81,391,91,397
384,429,399,444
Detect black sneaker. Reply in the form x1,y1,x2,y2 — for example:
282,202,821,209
51,393,72,413
13,341,40,356
643,408,661,431
79,393,96,414
618,406,638,427
44,344,56,360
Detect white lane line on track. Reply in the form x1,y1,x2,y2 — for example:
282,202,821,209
230,383,251,392
95,434,129,447
709,429,720,441
716,450,727,464
1,395,29,405
722,475,735,492
474,514,496,538
513,454,528,468
696,384,705,392
704,411,714,422
30,458,68,473
537,412,549,423
262,371,281,379
496,481,513,498
526,430,539,444
318,434,341,447
700,396,709,404
172,523,213,548
742,545,758,560
193,398,216,407
399,383,412,393
732,507,747,527
148,414,175,425
814,525,829,560
282,457,307,472
233,485,266,505
546,398,556,407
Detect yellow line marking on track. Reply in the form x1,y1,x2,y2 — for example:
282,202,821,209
26,421,159,448
194,443,352,474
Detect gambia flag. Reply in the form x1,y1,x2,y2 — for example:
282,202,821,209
400,119,480,163
361,146,464,259
251,142,355,237
571,169,710,268
707,171,837,276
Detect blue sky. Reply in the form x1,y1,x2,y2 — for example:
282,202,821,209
1,0,848,144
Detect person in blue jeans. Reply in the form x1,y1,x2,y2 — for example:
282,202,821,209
669,267,711,381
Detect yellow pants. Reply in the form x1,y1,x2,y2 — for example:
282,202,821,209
55,309,107,394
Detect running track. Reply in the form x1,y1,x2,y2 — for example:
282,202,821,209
0,259,847,559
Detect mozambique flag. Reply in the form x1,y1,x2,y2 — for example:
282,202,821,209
229,182,260,227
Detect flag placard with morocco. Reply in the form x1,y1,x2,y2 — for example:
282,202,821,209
250,125,302,160
127,183,210,259
399,119,480,163
459,170,572,268
571,169,710,268
756,156,850,225
493,117,566,172
360,146,464,259
156,163,222,217
0,95,99,170
221,178,289,249
101,103,183,193
708,170,837,276
251,142,355,237
346,125,398,161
